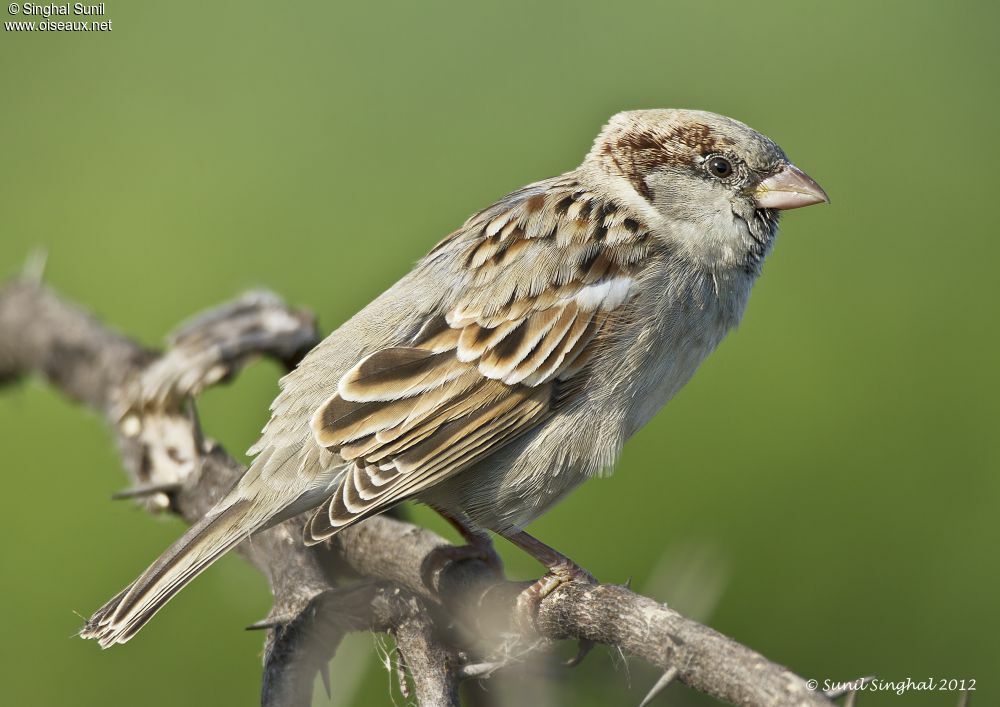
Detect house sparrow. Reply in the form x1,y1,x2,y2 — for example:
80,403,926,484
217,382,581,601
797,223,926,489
83,109,828,647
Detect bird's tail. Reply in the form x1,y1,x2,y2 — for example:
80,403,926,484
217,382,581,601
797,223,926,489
81,497,270,648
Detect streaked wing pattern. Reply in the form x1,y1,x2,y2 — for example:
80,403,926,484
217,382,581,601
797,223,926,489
305,178,654,542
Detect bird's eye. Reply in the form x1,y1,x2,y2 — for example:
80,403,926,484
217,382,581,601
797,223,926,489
706,156,733,179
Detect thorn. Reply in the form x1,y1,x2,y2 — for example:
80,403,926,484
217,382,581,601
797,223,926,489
844,691,857,707
319,662,332,699
957,690,970,707
111,482,181,500
639,666,677,707
184,398,207,451
563,638,594,667
624,576,633,589
22,248,48,284
245,616,288,631
825,676,875,700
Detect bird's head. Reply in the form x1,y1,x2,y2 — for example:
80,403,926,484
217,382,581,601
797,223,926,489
587,109,828,270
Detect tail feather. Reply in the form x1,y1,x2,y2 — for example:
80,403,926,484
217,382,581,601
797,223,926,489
81,499,262,648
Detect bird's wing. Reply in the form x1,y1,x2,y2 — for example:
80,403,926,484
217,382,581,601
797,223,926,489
305,176,657,542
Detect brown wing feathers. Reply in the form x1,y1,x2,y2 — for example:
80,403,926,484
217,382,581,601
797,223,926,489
306,180,650,543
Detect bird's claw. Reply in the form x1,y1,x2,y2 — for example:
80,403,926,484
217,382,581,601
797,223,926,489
515,563,598,666
517,564,597,607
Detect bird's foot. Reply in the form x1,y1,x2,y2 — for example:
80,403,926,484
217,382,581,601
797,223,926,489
424,508,505,590
515,561,597,667
518,562,597,606
421,537,505,591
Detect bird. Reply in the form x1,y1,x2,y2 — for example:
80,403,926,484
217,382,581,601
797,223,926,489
82,108,828,647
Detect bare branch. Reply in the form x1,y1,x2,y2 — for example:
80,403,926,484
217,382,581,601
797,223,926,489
334,516,833,707
0,278,836,707
134,289,317,409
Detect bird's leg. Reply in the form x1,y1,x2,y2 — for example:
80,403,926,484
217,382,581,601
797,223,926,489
438,508,495,551
421,508,505,589
501,529,597,594
498,529,597,667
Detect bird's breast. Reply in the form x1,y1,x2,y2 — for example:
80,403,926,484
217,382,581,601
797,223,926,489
613,265,754,438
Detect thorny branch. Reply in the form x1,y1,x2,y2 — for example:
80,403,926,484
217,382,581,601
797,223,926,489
0,276,848,707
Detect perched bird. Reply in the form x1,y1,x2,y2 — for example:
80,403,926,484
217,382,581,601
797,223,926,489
82,109,828,647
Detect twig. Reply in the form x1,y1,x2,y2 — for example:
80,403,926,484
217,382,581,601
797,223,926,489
0,278,834,707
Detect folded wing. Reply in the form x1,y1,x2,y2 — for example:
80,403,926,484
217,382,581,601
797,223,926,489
306,177,655,542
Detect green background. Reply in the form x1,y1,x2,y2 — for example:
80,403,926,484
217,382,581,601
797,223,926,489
1,1,996,705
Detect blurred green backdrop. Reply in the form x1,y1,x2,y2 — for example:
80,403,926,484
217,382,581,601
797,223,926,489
1,1,997,705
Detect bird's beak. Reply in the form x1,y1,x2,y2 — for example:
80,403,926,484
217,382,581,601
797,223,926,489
754,163,829,210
